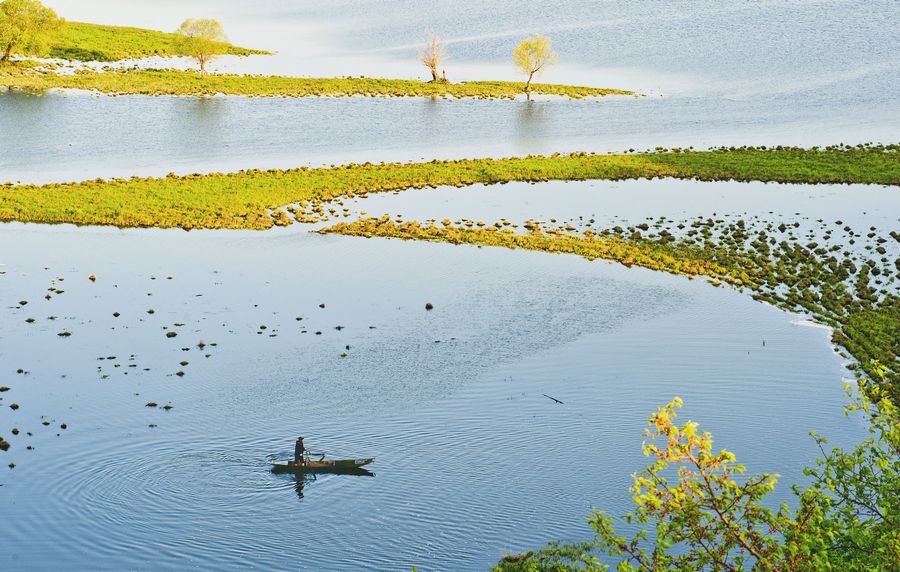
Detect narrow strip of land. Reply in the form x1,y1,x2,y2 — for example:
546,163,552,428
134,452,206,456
1,66,632,99
0,146,896,229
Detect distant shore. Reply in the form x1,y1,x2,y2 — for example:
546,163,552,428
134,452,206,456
29,21,269,62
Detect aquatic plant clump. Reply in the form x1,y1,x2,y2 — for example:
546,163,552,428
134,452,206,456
0,65,631,98
0,145,897,230
320,216,900,406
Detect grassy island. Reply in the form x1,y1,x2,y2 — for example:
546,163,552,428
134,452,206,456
37,22,268,61
0,145,896,230
1,65,631,99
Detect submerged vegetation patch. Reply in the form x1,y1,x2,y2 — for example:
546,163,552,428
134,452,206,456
0,145,897,230
320,216,899,403
0,65,631,99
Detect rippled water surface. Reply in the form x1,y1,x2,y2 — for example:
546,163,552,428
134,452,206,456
1,1,896,570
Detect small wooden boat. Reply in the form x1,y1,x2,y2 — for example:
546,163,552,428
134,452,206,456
270,457,375,474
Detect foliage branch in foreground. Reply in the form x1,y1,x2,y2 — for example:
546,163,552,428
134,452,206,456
497,368,900,571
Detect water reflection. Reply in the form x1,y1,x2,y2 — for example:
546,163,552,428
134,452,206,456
294,472,316,500
514,100,550,153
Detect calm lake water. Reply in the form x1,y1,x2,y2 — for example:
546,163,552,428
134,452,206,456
0,222,865,570
1,1,897,570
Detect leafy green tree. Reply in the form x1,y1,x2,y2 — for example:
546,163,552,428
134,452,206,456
513,34,556,99
0,0,63,63
800,369,900,568
175,18,228,77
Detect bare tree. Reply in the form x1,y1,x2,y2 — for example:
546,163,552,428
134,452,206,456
419,33,447,83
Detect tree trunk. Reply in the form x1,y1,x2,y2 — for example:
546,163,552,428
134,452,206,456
200,57,207,78
525,71,535,100
1,43,12,63
430,66,439,82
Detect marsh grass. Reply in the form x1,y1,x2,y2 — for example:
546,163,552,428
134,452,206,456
0,146,896,230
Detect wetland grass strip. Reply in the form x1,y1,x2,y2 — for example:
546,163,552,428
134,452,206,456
1,66,631,99
0,146,897,230
39,22,268,61
320,217,900,404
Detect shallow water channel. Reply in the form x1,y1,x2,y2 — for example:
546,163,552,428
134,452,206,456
0,219,866,570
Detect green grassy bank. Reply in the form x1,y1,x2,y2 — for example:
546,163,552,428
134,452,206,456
0,145,896,230
1,65,631,99
38,21,268,61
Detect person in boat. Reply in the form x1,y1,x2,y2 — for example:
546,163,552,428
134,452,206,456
294,436,305,464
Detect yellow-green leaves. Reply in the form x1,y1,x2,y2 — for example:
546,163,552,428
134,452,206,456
0,0,63,61
513,34,556,96
175,18,227,76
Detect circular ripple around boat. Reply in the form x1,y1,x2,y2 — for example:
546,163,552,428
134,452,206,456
35,436,294,563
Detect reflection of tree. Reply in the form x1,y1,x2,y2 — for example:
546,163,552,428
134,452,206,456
175,97,227,155
515,100,550,153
